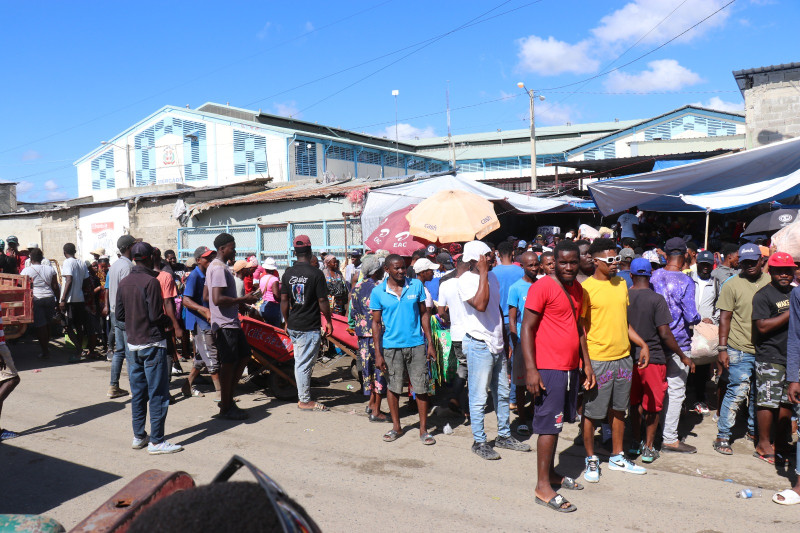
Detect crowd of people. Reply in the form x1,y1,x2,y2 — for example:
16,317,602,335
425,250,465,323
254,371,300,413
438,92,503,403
1,207,800,512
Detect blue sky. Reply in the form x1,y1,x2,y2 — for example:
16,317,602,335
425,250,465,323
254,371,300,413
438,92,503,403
0,0,796,201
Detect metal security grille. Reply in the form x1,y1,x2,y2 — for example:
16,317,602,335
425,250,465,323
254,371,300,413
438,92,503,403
328,145,354,161
295,142,317,176
583,142,616,161
229,225,258,260
358,150,381,165
459,161,483,172
260,224,290,269
179,225,225,256
91,149,115,190
407,158,426,171
384,154,405,168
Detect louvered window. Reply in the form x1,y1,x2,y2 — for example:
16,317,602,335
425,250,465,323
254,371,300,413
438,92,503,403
91,150,115,190
295,142,317,176
234,130,268,176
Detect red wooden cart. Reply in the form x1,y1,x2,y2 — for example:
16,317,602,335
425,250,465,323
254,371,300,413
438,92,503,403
0,273,33,339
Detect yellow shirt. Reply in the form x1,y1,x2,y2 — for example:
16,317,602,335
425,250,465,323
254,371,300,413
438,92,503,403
581,276,630,361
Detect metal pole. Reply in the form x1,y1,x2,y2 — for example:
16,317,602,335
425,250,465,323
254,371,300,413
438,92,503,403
529,90,537,192
393,90,399,176
126,144,132,188
704,209,710,250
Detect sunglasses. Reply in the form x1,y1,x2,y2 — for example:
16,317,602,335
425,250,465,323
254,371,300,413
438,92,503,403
594,255,621,265
212,455,321,533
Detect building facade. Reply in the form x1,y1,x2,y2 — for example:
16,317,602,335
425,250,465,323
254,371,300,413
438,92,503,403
74,103,450,201
733,62,800,148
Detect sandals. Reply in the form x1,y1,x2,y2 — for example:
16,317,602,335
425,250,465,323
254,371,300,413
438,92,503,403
773,489,800,505
535,493,576,513
383,429,403,442
713,438,733,455
298,402,330,412
420,432,436,446
181,384,204,398
516,424,531,437
369,413,391,423
753,451,776,465
219,405,249,420
558,476,584,491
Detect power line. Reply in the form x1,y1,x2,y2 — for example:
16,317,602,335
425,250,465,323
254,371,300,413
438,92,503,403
540,0,737,91
0,1,393,157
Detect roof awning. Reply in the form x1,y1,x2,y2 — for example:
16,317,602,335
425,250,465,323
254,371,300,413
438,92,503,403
553,150,733,178
588,136,800,215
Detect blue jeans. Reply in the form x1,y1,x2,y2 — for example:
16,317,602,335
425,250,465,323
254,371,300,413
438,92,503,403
110,313,127,387
465,334,511,443
717,348,756,440
289,329,322,403
126,345,170,444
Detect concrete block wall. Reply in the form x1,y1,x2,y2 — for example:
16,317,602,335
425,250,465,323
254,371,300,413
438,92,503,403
128,199,180,252
743,66,800,148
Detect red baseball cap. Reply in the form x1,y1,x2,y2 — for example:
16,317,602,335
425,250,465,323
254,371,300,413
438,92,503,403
294,234,311,248
768,252,796,268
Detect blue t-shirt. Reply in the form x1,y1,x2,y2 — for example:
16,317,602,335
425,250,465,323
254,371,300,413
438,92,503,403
507,278,533,332
492,264,524,323
424,269,446,302
617,270,633,289
370,278,426,349
183,267,210,331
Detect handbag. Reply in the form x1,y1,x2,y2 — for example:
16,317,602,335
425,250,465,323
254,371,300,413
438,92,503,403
690,321,719,365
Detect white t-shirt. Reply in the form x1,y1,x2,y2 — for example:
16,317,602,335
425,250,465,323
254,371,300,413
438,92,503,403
61,257,86,303
437,277,467,342
21,264,56,299
24,257,51,269
423,286,433,309
457,271,504,353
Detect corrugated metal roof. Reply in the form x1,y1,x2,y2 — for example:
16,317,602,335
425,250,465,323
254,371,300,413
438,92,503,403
406,120,641,147
417,134,608,161
188,171,455,213
732,62,800,77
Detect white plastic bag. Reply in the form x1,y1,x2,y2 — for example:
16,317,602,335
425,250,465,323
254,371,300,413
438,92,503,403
690,322,719,365
772,219,800,260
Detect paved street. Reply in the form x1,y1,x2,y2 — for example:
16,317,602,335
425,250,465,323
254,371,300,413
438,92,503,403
1,336,799,532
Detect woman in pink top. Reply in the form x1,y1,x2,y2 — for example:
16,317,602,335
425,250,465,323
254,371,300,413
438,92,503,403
258,258,282,327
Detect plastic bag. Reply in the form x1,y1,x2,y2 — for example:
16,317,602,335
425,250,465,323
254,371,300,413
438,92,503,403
772,219,800,260
690,322,719,365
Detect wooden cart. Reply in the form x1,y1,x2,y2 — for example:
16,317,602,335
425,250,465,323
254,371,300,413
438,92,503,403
0,273,33,339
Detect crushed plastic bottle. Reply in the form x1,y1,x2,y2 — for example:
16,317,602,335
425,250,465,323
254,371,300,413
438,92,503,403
735,488,762,499
443,423,454,435
346,384,354,390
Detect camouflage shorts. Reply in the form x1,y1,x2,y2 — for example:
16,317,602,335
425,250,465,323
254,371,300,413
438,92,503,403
755,361,789,409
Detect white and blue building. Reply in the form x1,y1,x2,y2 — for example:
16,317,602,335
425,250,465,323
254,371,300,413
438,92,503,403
75,102,450,201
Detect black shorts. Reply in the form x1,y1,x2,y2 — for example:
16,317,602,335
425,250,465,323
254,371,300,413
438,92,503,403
213,328,251,365
531,369,580,435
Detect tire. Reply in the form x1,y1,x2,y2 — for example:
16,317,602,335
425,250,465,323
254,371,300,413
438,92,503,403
268,367,298,401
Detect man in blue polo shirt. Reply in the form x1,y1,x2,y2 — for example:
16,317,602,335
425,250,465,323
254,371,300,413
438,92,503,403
180,246,221,402
371,254,437,446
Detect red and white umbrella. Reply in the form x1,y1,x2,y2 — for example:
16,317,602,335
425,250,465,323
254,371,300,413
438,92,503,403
364,204,427,256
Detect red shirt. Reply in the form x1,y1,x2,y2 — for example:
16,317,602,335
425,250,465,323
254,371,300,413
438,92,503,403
524,276,583,370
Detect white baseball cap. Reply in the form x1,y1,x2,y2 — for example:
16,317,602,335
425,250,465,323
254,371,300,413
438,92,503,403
413,258,439,273
462,240,491,262
262,257,278,270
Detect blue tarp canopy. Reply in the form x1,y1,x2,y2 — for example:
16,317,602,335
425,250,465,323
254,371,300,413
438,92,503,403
588,136,800,216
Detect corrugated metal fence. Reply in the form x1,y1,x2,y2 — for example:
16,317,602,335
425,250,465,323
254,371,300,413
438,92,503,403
177,219,362,271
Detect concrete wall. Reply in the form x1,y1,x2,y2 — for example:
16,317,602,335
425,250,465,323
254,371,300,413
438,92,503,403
191,196,351,227
742,66,800,148
128,198,180,251
0,213,43,252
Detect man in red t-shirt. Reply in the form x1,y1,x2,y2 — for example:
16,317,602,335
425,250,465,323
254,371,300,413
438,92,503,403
521,241,595,513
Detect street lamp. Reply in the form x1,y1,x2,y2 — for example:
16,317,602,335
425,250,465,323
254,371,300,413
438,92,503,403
517,82,545,192
392,89,399,176
100,140,132,188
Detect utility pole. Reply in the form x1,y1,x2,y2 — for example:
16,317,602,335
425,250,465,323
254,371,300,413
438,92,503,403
392,89,399,176
446,82,456,169
517,82,544,192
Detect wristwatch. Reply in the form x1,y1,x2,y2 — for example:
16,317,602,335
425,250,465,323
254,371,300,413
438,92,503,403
717,345,727,351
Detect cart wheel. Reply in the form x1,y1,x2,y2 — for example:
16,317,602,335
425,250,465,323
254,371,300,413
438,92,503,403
4,324,27,340
268,368,298,401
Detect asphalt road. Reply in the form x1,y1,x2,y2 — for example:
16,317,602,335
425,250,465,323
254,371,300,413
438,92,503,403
1,336,799,532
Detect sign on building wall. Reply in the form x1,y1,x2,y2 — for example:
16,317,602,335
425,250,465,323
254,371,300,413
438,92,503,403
156,133,185,185
79,205,128,262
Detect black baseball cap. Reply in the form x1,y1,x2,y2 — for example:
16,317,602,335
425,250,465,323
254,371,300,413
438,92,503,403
664,237,687,255
131,242,153,261
696,251,715,264
117,235,138,252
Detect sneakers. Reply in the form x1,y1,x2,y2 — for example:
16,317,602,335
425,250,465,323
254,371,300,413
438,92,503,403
0,429,20,441
583,455,601,483
132,433,149,449
495,435,531,452
147,441,183,455
107,385,129,399
608,454,647,475
641,445,660,463
106,350,114,362
661,440,697,454
171,365,183,376
628,440,643,456
691,402,710,415
472,441,501,460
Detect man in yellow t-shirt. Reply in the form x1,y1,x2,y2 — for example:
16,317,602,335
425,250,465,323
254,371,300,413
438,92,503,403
580,239,650,483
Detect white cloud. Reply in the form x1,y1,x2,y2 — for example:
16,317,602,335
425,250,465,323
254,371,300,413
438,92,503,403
374,123,436,141
44,180,58,191
535,102,579,126
16,181,33,194
605,59,702,92
21,149,41,161
592,0,731,46
42,179,67,200
272,101,301,118
516,36,599,76
691,96,744,113
304,21,314,32
256,21,272,40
